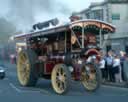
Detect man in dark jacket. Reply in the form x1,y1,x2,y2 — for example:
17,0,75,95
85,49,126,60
123,55,128,84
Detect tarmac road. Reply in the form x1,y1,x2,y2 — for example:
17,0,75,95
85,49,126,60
0,61,128,102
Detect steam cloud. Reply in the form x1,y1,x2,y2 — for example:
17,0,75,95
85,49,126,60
1,0,71,32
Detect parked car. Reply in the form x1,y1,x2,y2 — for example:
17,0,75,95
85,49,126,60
0,67,5,79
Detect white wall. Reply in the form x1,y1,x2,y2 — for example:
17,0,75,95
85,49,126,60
111,4,128,24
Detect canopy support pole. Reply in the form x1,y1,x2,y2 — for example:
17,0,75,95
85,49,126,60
99,28,102,48
82,23,84,49
65,31,67,53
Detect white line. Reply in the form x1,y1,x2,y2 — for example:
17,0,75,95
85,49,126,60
9,83,46,94
9,83,51,95
40,89,52,95
9,83,22,93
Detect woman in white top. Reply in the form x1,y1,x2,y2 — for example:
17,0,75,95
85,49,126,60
99,57,105,81
112,55,122,82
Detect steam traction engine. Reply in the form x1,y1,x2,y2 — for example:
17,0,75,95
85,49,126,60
14,19,115,94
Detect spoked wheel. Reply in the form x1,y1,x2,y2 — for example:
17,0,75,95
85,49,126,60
81,63,101,91
17,49,38,86
51,64,70,94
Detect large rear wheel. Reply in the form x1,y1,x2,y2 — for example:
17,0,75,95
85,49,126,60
81,63,101,91
51,64,70,94
17,49,38,86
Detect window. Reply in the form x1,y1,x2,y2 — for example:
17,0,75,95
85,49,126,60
112,14,120,20
90,9,104,21
85,13,90,19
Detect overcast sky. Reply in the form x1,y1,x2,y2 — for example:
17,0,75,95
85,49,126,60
36,0,104,22
0,0,104,32
57,0,104,11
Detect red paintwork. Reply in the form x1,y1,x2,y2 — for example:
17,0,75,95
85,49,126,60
44,62,55,74
85,49,100,57
73,64,82,80
37,48,100,80
43,57,64,75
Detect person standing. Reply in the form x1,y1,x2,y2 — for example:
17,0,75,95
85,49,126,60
99,56,106,82
123,54,128,85
120,51,126,81
112,55,120,82
105,51,113,82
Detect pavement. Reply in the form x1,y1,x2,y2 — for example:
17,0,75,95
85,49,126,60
0,61,128,102
103,81,127,88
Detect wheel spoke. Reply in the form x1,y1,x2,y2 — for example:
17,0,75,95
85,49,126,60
23,70,29,82
20,54,25,61
63,72,66,77
19,68,25,73
18,54,27,65
59,82,64,90
25,69,29,75
62,73,66,83
22,54,26,61
19,58,24,65
22,73,26,81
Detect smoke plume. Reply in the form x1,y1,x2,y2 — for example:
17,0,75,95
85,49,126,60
2,0,71,32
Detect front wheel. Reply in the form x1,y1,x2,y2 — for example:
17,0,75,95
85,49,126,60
51,64,71,94
81,63,101,91
17,49,38,86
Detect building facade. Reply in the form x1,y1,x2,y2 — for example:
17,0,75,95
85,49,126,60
71,0,128,53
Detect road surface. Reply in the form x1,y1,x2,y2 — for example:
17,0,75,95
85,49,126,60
0,62,128,102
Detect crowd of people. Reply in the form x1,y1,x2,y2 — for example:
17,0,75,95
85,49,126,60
99,50,128,83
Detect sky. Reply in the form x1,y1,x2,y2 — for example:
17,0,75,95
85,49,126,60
58,0,104,12
0,0,104,32
35,0,104,23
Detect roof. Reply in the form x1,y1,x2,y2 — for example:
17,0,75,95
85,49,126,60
14,24,69,40
70,19,115,28
14,19,116,40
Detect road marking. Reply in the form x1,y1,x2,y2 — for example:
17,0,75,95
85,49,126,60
40,89,52,95
22,85,52,95
9,83,22,93
9,83,51,95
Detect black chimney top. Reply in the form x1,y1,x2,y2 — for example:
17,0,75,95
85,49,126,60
33,18,59,30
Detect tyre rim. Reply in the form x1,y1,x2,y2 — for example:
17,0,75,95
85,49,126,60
52,65,67,94
17,52,30,85
81,64,98,91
